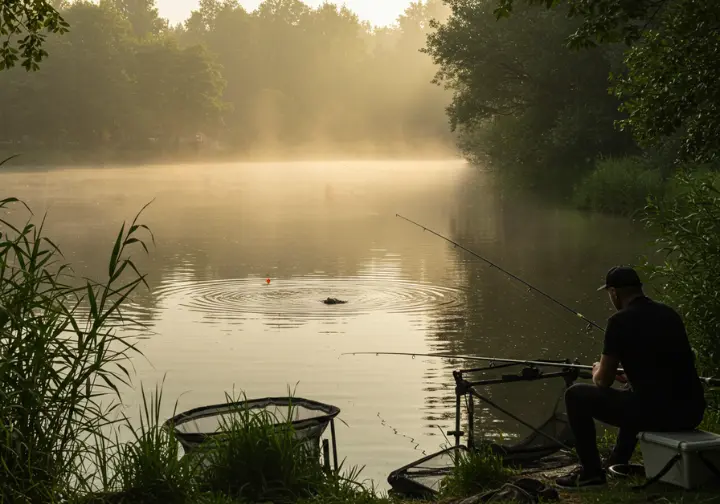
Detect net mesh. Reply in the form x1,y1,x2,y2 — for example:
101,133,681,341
388,375,577,498
165,397,340,453
489,393,574,464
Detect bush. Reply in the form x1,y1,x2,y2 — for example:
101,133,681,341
640,171,720,376
573,156,665,216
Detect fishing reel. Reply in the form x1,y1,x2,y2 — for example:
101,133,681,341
500,365,543,382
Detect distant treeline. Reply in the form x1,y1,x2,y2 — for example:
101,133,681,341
0,0,454,161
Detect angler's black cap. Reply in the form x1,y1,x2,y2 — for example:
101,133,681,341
597,266,643,291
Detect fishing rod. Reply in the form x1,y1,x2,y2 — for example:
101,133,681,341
396,214,605,333
342,352,720,386
342,351,600,372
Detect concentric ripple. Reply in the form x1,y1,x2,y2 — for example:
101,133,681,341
153,276,466,320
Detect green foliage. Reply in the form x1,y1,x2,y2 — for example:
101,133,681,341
493,0,671,48
438,444,515,498
640,171,720,376
573,156,665,216
0,196,154,502
0,0,69,71
101,0,168,39
493,0,720,165
425,0,636,190
610,1,720,164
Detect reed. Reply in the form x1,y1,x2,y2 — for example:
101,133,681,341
109,380,198,503
0,196,154,502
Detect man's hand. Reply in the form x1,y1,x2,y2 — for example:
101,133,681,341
592,355,621,388
593,359,627,385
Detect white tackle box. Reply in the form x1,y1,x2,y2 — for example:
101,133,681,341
637,430,720,489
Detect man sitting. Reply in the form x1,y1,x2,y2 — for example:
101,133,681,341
555,266,707,489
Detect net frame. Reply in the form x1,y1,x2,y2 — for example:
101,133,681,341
163,396,341,454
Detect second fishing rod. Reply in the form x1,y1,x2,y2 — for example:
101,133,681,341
396,213,606,333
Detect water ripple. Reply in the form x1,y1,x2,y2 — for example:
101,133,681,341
152,275,466,320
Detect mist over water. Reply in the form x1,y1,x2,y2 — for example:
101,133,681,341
0,160,648,488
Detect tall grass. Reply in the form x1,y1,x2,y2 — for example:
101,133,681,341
0,196,154,502
438,443,515,498
110,381,198,504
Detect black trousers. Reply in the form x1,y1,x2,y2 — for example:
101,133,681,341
564,383,706,473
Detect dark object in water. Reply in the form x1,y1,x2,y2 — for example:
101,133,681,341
323,297,347,305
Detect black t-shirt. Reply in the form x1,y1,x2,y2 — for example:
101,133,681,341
602,296,704,403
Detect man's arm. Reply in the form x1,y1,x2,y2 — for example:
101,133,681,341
593,354,621,388
594,314,623,388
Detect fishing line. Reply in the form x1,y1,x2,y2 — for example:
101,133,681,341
396,214,606,333
376,412,427,455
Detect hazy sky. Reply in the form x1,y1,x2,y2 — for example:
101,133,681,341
156,0,413,27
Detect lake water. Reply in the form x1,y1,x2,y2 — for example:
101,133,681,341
0,159,648,490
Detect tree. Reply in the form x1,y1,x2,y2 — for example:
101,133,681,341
101,0,168,39
132,39,227,147
0,0,69,70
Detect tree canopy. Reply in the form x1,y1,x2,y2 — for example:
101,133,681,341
424,0,635,188
494,0,720,164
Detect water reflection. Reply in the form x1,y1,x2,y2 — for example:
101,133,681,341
0,160,649,489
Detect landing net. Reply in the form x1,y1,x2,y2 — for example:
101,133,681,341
164,397,340,454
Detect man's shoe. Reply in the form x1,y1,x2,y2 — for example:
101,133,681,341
554,466,607,490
